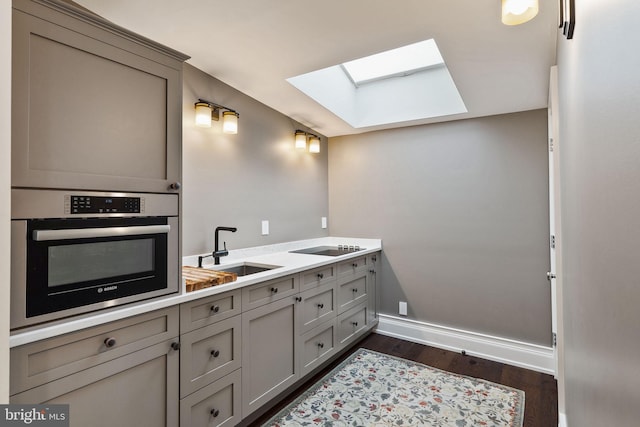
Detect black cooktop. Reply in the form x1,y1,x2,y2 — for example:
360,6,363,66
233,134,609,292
289,246,364,257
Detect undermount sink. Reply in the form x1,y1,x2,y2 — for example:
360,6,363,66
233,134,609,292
214,263,281,277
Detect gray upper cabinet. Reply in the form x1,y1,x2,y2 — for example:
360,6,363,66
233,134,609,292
11,0,189,193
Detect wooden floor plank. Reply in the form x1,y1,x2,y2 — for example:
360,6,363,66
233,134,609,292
246,332,558,426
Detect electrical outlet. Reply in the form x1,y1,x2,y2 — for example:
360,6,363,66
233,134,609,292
321,217,327,229
399,301,408,316
261,220,269,235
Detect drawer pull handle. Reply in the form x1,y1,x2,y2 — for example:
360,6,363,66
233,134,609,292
317,303,324,309
372,255,377,262
352,263,358,268
317,342,324,349
352,321,359,327
210,349,220,358
210,409,220,418
171,342,181,351
210,305,220,314
352,288,358,293
271,287,278,293
104,337,116,348
369,269,376,274
295,296,302,302
317,273,324,279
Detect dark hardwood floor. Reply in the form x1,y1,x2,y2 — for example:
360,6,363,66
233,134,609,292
247,332,558,426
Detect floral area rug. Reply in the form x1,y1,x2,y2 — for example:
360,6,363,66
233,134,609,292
263,348,524,426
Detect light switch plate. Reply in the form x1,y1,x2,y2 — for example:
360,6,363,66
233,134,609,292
321,216,327,229
261,220,269,235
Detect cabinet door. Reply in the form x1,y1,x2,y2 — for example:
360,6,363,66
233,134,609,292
11,340,179,427
337,272,368,314
367,252,380,325
299,283,337,335
180,315,241,398
12,1,185,194
241,274,298,311
298,319,337,377
337,304,369,349
241,296,298,416
180,369,241,427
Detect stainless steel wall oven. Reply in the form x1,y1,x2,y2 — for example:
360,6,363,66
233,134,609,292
11,189,179,330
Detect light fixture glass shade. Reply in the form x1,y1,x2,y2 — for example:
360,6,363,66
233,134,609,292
308,136,320,153
195,102,213,127
295,131,307,150
501,0,539,25
222,111,239,134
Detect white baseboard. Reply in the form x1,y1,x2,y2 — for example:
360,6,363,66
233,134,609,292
558,412,568,427
375,314,555,375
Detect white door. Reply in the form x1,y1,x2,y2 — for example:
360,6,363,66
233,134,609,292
548,66,565,415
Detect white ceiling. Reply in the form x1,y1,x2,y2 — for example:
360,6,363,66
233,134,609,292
75,0,558,137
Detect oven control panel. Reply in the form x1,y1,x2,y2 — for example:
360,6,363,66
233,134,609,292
65,195,144,214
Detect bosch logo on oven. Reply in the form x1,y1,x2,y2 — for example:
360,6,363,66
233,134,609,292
97,285,118,293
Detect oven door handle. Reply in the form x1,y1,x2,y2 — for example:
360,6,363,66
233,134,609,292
33,225,171,241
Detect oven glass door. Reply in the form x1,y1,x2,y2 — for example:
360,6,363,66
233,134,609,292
26,217,169,318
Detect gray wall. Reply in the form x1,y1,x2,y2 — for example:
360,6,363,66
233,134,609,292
329,110,551,345
182,64,329,257
558,1,640,425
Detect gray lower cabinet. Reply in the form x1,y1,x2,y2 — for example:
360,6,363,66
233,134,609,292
298,318,338,377
179,369,241,427
242,292,299,416
8,252,380,426
10,307,180,427
179,293,243,427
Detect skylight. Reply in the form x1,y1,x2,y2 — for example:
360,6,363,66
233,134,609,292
341,39,445,86
287,39,467,130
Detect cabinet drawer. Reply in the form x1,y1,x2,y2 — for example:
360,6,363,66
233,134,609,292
11,339,179,427
299,283,337,335
10,306,179,395
300,264,336,291
180,290,241,333
337,256,367,277
242,274,298,311
180,315,241,398
299,319,337,377
180,369,241,427
337,304,369,348
337,272,368,314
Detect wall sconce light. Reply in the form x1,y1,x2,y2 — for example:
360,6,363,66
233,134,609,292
194,98,239,134
308,136,321,154
294,130,321,153
295,130,307,150
501,0,539,25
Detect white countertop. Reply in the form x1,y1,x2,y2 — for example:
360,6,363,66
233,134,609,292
10,236,381,348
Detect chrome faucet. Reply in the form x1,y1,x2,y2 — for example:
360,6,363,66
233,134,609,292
197,226,238,267
213,226,237,265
